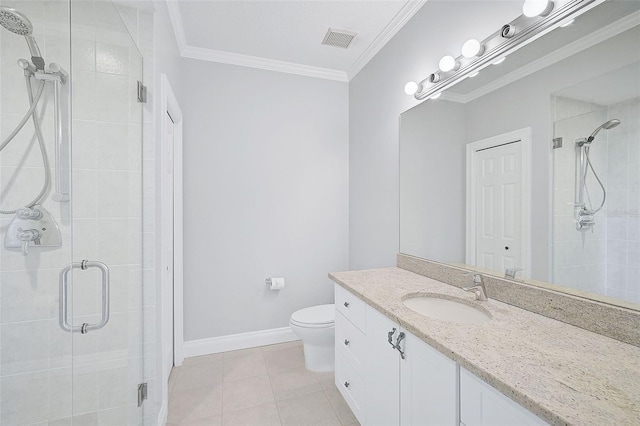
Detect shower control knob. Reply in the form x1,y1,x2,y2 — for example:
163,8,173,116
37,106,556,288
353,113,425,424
343,301,349,308
17,228,41,242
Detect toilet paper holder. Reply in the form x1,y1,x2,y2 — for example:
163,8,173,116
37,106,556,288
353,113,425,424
265,277,285,290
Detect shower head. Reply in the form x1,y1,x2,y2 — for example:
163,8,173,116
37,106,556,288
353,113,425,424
586,119,621,143
0,7,45,70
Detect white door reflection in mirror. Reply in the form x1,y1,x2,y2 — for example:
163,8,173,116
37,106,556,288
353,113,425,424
466,129,531,279
475,143,522,273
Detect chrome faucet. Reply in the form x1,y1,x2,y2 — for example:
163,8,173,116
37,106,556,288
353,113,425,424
505,267,523,280
463,274,488,301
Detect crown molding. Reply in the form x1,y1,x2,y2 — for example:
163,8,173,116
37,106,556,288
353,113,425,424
440,92,467,104
347,0,428,80
165,0,422,82
459,10,640,103
180,45,349,82
166,0,188,52
165,0,347,81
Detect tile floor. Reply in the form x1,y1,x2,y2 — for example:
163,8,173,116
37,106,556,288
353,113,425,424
167,341,360,426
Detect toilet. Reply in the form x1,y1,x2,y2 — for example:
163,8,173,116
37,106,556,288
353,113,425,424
289,304,335,372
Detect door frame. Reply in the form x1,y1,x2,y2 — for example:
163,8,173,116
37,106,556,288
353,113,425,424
465,127,532,278
160,73,184,372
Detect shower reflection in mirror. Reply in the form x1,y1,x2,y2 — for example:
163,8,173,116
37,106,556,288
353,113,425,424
574,119,621,231
552,63,639,302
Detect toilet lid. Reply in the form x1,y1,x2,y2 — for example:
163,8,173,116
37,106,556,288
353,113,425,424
290,304,335,327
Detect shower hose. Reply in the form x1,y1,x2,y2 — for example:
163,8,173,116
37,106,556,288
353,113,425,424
582,144,606,214
0,75,51,214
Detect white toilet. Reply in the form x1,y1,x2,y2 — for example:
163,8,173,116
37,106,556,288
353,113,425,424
289,304,335,372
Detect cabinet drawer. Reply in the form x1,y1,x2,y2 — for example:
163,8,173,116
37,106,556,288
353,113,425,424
335,350,365,424
335,284,366,332
335,310,366,369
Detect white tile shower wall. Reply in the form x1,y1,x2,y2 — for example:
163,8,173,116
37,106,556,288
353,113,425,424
0,0,74,424
552,98,607,295
606,98,640,303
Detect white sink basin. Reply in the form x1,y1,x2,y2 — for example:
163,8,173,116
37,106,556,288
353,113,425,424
403,296,491,324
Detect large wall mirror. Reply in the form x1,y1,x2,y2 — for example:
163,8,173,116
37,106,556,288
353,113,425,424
400,0,640,310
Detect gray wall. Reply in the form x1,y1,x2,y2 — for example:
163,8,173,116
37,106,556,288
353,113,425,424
349,1,522,269
180,61,349,341
400,100,466,262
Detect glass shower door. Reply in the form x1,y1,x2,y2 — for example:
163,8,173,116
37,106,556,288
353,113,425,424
69,0,144,423
0,0,145,423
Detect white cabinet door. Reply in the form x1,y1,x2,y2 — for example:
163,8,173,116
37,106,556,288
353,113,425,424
365,305,401,426
460,368,548,426
400,330,458,426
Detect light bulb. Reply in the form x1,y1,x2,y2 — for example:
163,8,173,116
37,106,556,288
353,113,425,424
522,0,553,17
430,92,442,100
438,55,458,72
461,39,484,58
404,81,419,95
493,57,506,65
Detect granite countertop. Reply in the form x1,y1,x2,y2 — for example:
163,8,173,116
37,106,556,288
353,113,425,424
329,267,640,426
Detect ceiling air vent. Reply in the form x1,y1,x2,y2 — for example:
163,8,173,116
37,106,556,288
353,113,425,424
322,28,357,49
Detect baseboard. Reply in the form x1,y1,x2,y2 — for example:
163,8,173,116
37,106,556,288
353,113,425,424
183,326,300,358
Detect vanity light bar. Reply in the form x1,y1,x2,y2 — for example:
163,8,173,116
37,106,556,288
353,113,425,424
408,0,602,101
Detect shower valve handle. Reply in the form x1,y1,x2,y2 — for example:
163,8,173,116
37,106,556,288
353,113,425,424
17,228,41,256
17,228,41,241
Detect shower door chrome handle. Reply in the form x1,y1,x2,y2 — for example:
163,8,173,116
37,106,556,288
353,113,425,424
60,260,110,334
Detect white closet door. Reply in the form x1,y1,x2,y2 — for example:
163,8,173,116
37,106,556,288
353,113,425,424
474,141,523,273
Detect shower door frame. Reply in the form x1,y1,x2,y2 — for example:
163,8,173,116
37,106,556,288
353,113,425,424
159,73,184,411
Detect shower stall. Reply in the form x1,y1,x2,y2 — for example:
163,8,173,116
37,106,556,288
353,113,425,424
0,0,149,424
552,78,640,304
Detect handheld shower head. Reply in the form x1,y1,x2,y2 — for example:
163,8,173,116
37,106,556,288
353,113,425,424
0,7,45,70
586,119,621,143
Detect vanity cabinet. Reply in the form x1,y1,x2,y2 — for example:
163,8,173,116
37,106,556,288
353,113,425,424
400,330,458,425
460,368,547,426
335,284,548,426
364,304,400,425
335,284,457,425
334,284,367,422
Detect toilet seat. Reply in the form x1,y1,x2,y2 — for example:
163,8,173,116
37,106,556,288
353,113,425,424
290,304,334,328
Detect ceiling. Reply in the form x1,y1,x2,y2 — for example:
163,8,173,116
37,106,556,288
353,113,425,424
167,0,426,82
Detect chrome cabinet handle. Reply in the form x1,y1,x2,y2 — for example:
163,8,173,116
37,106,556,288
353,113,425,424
344,339,350,346
60,260,110,334
343,301,349,308
388,328,396,347
395,332,406,359
387,328,406,359
344,381,350,388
